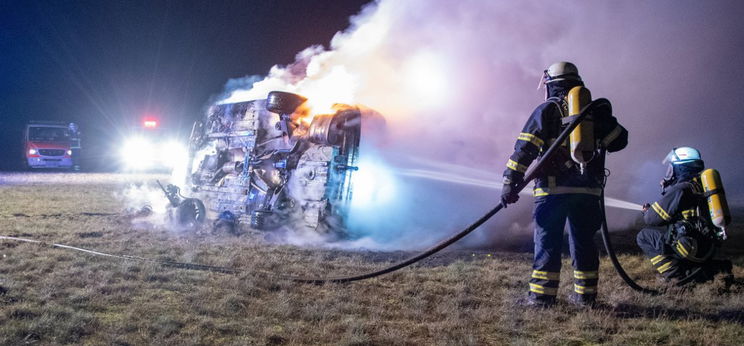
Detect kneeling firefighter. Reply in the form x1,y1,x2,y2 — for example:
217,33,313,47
501,62,628,306
637,147,733,283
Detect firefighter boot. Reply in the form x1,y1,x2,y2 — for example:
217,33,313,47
567,292,596,308
517,294,556,308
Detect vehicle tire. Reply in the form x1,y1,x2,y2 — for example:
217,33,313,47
308,114,338,145
266,91,307,115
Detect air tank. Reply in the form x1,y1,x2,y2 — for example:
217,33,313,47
566,86,595,172
700,168,731,238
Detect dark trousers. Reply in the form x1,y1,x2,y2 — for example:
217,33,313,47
636,228,671,258
636,227,683,277
529,194,602,300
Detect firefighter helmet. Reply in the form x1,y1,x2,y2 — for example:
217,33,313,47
662,147,702,165
544,61,582,84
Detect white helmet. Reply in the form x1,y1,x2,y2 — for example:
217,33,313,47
662,147,702,165
544,61,582,84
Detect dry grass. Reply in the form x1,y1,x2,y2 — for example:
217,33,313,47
1,174,743,345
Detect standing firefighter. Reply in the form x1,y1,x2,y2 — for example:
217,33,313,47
501,62,628,306
636,147,733,284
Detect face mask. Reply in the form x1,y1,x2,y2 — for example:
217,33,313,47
661,164,675,194
538,70,549,100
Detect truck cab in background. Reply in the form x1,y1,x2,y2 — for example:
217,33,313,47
23,121,78,170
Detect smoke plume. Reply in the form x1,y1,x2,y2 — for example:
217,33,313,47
218,0,744,250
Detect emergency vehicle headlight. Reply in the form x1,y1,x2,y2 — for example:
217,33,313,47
28,149,37,155
121,137,153,169
66,149,72,156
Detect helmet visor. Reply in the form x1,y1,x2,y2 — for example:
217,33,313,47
537,70,549,90
662,148,678,165
663,147,702,165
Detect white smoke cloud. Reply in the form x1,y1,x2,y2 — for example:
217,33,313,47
116,183,171,228
214,0,744,250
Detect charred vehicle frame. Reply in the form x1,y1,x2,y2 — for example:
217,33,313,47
169,91,361,234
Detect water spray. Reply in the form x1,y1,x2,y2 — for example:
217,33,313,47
394,166,644,211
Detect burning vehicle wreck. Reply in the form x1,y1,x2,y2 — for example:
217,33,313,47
167,91,364,234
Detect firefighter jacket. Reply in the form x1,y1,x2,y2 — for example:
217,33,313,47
643,179,707,227
503,94,628,196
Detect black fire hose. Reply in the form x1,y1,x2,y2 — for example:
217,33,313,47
597,186,659,295
285,101,599,283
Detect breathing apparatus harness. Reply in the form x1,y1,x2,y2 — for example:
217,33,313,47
660,170,727,274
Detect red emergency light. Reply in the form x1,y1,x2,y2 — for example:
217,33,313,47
143,119,158,128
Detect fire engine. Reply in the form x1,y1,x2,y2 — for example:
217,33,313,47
23,121,80,170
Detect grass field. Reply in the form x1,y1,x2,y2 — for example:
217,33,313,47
1,173,743,345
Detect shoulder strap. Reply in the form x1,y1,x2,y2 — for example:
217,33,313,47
545,97,566,118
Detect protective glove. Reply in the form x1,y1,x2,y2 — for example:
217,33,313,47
642,203,651,212
501,184,520,206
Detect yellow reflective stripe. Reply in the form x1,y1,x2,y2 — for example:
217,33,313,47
676,242,689,257
573,270,598,279
532,270,560,281
681,209,698,219
532,186,602,197
529,283,558,296
650,255,666,265
601,125,623,147
518,132,544,147
651,202,671,221
574,284,597,294
657,261,674,273
506,159,528,173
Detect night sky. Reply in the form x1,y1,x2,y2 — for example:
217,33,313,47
0,0,370,170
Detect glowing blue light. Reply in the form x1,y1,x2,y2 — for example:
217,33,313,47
351,156,397,210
